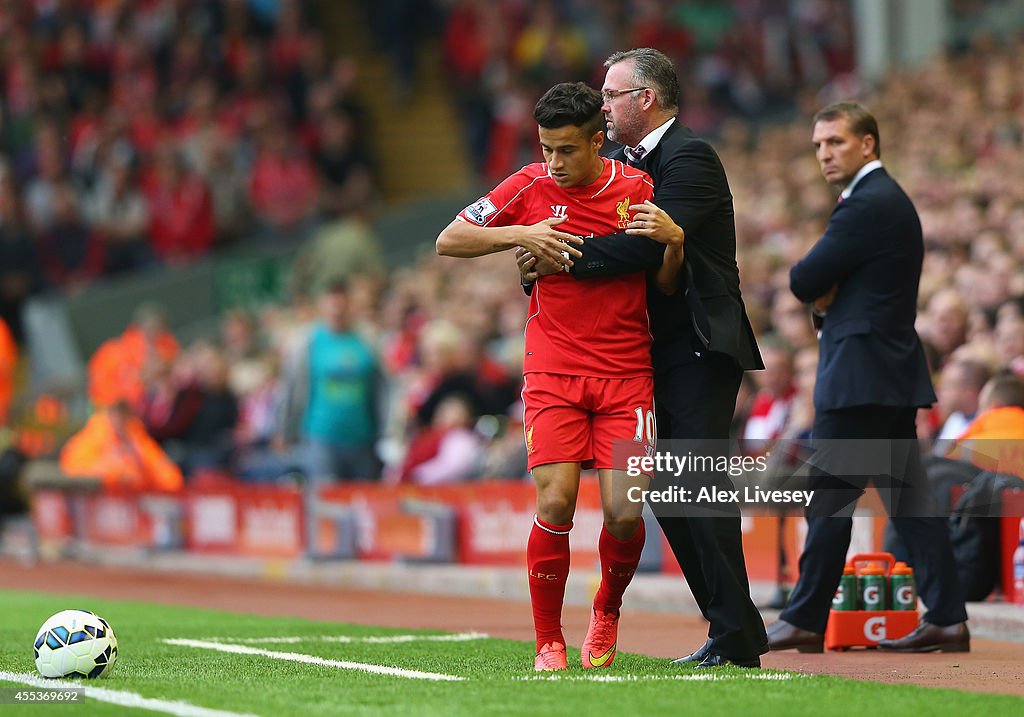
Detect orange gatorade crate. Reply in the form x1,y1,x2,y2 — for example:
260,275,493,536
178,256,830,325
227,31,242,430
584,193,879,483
824,552,919,651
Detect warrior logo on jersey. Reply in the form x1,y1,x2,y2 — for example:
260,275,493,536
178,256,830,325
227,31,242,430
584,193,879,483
464,198,498,225
616,197,631,228
550,205,568,219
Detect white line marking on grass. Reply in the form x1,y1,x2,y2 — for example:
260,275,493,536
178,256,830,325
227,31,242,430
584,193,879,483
196,632,489,645
0,671,258,717
515,672,801,682
163,639,464,681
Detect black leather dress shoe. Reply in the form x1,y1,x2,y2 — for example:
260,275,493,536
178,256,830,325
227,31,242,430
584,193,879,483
670,638,711,665
877,622,969,653
766,620,824,653
694,653,761,669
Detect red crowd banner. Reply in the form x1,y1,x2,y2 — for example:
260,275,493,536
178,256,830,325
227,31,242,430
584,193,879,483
33,488,177,548
315,484,407,561
185,485,304,557
82,491,145,546
454,481,604,568
1001,489,1024,602
315,480,606,568
26,479,1024,605
185,489,239,552
237,486,304,557
31,489,74,541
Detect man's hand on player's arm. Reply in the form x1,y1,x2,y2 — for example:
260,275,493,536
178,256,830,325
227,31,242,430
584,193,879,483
518,202,685,283
516,248,562,283
626,200,684,246
626,200,686,294
438,217,582,268
515,217,583,268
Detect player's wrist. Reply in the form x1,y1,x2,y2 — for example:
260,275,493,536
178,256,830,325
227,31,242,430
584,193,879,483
664,244,684,261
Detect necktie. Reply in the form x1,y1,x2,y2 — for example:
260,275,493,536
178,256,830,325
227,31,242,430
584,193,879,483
624,145,646,165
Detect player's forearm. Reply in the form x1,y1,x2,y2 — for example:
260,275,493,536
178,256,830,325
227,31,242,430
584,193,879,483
654,244,685,295
436,219,518,258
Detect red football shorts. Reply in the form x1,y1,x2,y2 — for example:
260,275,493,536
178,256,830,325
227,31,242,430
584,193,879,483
522,373,656,472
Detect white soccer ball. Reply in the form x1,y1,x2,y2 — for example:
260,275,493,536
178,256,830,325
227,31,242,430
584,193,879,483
33,609,118,678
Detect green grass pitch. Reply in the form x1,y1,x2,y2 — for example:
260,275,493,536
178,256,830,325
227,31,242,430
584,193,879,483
0,589,1020,716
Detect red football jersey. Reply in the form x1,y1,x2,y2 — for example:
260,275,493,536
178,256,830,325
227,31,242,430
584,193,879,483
458,157,655,378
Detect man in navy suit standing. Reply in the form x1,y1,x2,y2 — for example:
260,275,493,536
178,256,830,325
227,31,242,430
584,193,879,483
767,102,970,653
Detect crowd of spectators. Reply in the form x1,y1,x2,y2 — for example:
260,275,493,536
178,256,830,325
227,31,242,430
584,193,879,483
0,0,376,344
441,0,855,181
5,4,1024,491
56,250,529,490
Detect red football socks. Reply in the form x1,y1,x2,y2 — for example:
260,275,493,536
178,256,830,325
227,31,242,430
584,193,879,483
593,520,645,616
527,516,572,651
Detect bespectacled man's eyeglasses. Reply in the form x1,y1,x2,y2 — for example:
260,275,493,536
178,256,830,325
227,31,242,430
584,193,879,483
601,87,648,102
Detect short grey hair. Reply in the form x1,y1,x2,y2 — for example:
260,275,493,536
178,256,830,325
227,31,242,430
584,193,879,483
605,48,680,112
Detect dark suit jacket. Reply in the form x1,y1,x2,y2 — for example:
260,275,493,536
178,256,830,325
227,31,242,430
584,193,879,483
790,167,936,413
571,121,762,373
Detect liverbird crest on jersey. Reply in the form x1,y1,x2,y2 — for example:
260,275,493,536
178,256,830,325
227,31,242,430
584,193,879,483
616,197,630,229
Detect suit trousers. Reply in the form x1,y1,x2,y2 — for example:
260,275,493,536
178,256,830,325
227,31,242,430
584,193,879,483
779,405,968,634
651,351,768,659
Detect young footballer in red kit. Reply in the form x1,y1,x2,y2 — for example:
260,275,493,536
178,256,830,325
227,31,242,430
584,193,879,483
437,82,660,671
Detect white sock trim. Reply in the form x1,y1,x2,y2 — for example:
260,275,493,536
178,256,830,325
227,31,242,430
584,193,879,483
534,514,572,535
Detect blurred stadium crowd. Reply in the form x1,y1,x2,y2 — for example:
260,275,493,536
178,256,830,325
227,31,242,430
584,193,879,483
443,0,854,181
2,0,1024,494
0,0,375,343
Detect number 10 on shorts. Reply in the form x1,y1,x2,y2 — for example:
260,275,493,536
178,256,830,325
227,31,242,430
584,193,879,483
633,407,656,446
